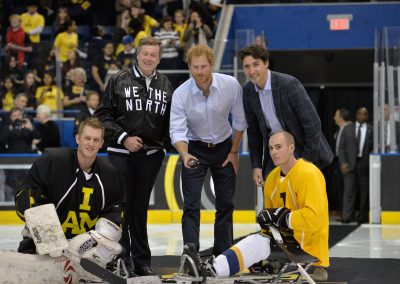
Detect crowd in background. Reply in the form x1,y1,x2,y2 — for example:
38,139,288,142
0,0,221,153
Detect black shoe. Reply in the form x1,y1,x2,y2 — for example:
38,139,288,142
134,265,155,276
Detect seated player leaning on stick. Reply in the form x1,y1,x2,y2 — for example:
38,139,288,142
15,117,126,266
184,131,329,281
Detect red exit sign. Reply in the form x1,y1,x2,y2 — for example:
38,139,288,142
327,14,353,31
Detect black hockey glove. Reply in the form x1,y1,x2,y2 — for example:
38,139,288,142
257,207,291,230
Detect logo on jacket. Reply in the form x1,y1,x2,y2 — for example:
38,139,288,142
124,86,168,115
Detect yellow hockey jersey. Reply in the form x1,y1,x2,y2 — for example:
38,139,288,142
264,158,329,267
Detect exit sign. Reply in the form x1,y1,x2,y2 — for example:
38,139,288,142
327,14,353,31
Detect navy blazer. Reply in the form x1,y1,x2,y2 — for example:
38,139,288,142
243,70,334,176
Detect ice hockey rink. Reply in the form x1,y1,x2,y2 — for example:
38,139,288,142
1,221,400,283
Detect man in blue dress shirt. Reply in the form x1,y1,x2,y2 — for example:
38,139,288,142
170,44,247,256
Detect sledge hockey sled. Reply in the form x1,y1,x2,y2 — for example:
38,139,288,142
174,226,318,284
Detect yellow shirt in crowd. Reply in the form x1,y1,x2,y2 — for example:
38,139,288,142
54,32,78,62
35,85,64,111
20,12,45,43
2,91,15,111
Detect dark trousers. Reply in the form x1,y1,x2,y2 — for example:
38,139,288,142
108,150,165,267
330,157,343,212
342,170,355,221
355,158,369,222
182,139,235,256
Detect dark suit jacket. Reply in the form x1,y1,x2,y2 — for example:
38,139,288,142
349,122,372,171
243,70,334,176
338,123,357,172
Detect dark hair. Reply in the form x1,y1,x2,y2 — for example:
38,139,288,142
61,18,74,32
337,108,350,121
238,44,270,63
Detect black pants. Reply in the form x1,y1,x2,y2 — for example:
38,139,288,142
182,139,235,256
355,158,369,223
108,150,165,267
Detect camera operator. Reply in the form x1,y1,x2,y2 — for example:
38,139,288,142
183,11,213,62
0,107,40,153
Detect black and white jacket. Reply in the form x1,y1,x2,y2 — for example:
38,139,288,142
95,65,173,155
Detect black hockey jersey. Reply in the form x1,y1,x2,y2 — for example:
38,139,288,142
16,148,125,239
95,65,173,155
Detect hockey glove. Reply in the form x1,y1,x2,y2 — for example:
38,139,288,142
68,218,123,267
257,207,291,230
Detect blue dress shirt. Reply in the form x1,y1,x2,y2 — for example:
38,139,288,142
170,73,247,145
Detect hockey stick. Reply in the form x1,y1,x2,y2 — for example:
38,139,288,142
80,258,126,284
80,258,163,284
269,226,316,284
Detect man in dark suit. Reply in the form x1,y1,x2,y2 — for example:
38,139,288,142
334,108,357,223
352,107,372,224
239,44,333,186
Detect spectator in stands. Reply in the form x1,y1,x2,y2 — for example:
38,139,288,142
87,25,106,66
91,41,117,93
117,35,136,70
16,71,39,109
254,34,268,48
36,104,61,152
13,93,29,112
115,0,136,28
0,107,40,153
35,72,64,112
205,0,223,26
61,50,82,88
129,17,148,48
74,91,100,135
1,56,24,85
1,77,17,111
183,11,213,62
53,19,78,63
129,2,159,37
155,15,181,89
5,14,33,68
189,1,216,32
54,6,70,36
35,48,56,78
63,67,88,117
173,9,187,46
20,0,45,45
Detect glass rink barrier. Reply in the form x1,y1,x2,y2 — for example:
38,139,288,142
370,27,400,225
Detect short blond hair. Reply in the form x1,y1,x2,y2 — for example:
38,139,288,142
270,131,295,146
187,45,214,65
78,117,104,137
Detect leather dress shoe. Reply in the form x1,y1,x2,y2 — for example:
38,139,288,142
134,265,155,276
